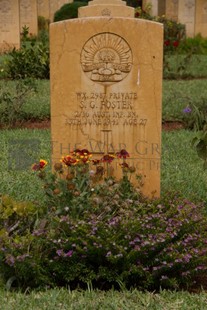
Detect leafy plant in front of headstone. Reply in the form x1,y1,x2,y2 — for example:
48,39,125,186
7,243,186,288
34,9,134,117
32,149,137,217
0,78,37,127
0,194,44,289
192,125,207,170
4,39,49,79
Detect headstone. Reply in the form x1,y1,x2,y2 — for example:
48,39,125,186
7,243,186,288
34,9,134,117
37,0,50,21
158,0,166,16
142,0,158,16
20,0,38,36
0,0,20,51
178,0,195,37
165,0,178,21
50,0,163,198
195,0,207,38
79,0,134,17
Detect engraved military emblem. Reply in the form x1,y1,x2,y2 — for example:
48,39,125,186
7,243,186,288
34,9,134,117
80,33,132,85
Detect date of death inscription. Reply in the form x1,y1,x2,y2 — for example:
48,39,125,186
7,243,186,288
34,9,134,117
65,92,147,127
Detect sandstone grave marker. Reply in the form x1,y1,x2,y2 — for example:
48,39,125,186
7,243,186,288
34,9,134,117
0,0,20,51
37,0,50,20
20,0,38,36
50,0,163,198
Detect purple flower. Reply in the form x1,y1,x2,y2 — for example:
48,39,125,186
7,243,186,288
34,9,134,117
106,251,111,257
183,107,192,113
65,250,73,257
5,255,15,266
56,249,63,256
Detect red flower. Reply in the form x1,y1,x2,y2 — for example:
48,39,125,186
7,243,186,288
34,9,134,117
116,149,130,159
173,41,179,48
119,162,129,169
102,154,115,164
164,40,170,46
32,159,47,171
92,159,101,165
72,149,91,157
62,155,77,166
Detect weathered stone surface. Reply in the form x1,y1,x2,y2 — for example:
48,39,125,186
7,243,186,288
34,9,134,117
20,0,38,36
178,0,195,37
37,0,50,20
165,0,178,21
50,7,163,198
79,0,134,17
195,0,207,37
0,0,20,51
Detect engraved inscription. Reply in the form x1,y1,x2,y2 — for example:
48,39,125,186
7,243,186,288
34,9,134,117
80,33,132,85
0,0,13,32
65,91,147,127
101,8,111,16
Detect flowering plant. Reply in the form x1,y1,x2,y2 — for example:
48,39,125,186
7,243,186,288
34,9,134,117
1,190,207,291
32,149,136,216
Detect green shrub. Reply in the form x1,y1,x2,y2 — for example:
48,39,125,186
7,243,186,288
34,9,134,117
0,78,37,127
192,125,207,170
4,41,49,79
38,16,50,32
53,2,88,22
135,7,186,54
179,34,207,55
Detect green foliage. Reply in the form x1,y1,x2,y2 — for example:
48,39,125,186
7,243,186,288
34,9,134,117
192,126,207,170
163,53,201,80
32,149,136,217
4,40,49,80
53,2,88,22
135,7,186,55
182,102,207,131
179,34,207,55
162,79,207,122
0,78,37,127
126,0,142,8
0,195,37,219
38,16,50,32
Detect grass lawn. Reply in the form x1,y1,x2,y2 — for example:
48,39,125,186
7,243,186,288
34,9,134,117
1,78,207,124
0,288,207,309
0,128,206,204
164,54,207,79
